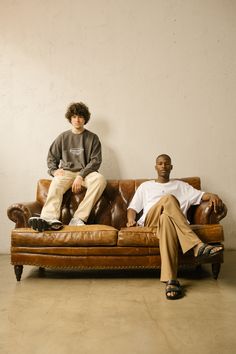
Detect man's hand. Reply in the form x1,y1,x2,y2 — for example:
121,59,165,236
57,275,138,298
126,208,137,227
202,193,223,213
208,194,223,213
53,169,65,177
72,175,83,193
126,219,137,227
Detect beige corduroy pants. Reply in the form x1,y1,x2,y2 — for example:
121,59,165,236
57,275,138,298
41,171,107,222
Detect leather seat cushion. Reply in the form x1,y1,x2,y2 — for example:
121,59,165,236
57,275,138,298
118,227,159,247
12,225,118,247
118,224,224,247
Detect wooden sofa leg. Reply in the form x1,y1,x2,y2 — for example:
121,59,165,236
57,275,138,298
14,265,23,281
212,263,221,280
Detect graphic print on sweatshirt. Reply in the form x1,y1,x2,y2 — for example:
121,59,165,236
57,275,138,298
70,148,84,156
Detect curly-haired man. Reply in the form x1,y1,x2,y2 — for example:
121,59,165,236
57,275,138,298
29,102,107,231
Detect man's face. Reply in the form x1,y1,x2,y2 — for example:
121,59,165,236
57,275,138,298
155,156,172,179
71,115,85,130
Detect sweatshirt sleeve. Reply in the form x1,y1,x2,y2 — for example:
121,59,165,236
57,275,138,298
47,136,62,176
78,134,102,178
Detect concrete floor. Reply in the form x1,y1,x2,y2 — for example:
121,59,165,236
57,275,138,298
0,251,236,354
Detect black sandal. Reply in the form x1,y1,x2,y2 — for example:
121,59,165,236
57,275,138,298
196,243,223,262
166,280,183,300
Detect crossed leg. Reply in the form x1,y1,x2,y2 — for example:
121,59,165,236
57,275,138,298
145,194,223,299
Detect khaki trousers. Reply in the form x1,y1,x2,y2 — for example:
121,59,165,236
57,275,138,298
41,171,107,222
144,194,201,282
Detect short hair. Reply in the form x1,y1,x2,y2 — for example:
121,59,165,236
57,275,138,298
156,154,172,163
65,102,91,124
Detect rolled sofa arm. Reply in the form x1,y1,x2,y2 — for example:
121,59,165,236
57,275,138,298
192,201,227,225
7,201,42,228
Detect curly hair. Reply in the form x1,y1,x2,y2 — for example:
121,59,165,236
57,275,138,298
65,102,91,124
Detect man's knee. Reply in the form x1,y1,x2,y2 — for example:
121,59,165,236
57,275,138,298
160,194,180,205
49,175,73,193
86,172,107,190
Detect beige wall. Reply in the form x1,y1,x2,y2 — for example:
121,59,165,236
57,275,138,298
1,0,235,252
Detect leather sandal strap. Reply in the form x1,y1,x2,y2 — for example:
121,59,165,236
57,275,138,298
197,243,209,256
197,243,221,257
166,279,180,287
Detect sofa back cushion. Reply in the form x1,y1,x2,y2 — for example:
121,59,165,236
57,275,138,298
36,177,201,229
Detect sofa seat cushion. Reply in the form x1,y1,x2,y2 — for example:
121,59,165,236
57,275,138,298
118,224,224,247
118,227,159,247
12,225,118,247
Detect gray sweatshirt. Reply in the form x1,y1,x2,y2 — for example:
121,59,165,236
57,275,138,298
47,129,102,178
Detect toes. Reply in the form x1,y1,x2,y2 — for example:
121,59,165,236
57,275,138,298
166,280,182,300
209,245,223,255
167,291,177,298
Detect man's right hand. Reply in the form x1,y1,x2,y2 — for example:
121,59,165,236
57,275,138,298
127,208,137,227
53,169,65,177
126,219,136,227
72,176,83,193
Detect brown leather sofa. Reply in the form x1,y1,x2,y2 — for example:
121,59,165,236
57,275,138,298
7,177,227,281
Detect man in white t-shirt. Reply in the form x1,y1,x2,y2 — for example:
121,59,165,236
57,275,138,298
127,154,224,300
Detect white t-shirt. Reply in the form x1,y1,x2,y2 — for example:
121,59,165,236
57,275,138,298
128,179,204,226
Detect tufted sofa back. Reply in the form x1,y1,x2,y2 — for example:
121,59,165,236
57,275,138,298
36,177,201,230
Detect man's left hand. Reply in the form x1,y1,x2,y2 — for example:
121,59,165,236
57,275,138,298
72,176,83,193
207,193,223,213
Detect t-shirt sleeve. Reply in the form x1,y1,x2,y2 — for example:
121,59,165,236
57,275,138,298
128,185,144,213
184,183,204,205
